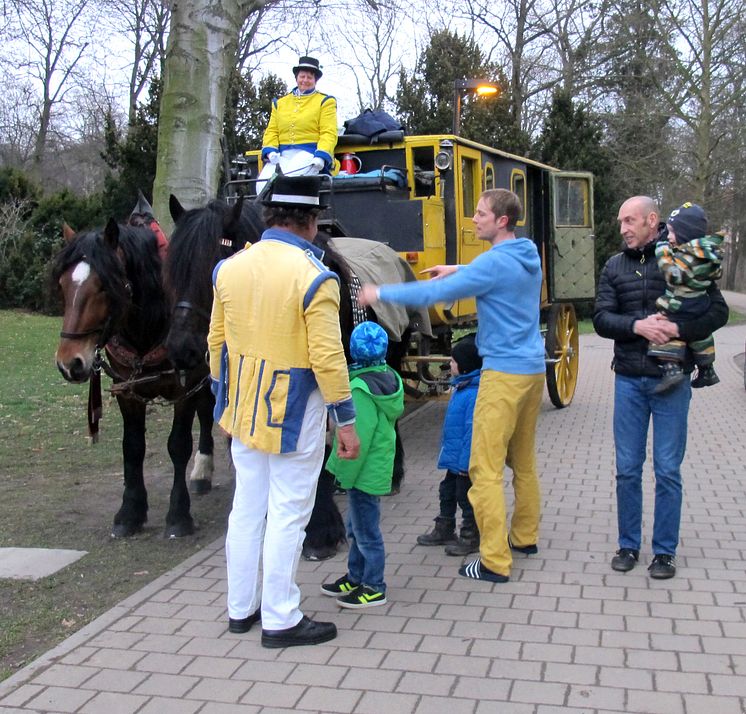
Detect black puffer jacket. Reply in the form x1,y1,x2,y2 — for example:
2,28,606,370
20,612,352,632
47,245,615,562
593,239,729,377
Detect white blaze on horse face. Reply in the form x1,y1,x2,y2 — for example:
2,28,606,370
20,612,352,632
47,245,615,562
70,261,92,309
72,261,91,285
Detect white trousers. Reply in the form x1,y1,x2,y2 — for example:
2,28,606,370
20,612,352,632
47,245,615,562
226,389,326,630
256,149,321,193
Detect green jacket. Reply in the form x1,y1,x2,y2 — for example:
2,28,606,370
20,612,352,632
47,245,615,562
326,364,404,495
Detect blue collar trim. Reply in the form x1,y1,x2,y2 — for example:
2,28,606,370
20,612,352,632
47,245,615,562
261,227,325,260
293,87,318,96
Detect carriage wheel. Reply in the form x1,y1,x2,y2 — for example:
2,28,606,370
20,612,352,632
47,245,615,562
545,302,579,409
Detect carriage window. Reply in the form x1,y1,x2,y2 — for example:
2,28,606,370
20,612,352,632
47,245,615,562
461,158,477,216
511,169,526,226
555,177,589,226
484,164,495,190
412,146,436,198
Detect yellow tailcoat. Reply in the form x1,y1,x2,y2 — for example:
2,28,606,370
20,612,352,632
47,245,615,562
208,229,354,454
261,90,338,167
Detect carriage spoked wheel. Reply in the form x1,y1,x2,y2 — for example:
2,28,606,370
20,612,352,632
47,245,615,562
545,302,579,408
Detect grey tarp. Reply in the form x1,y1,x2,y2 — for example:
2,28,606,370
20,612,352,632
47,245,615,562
329,237,433,342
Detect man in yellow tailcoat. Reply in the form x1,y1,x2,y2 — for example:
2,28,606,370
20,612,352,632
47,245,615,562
208,175,359,648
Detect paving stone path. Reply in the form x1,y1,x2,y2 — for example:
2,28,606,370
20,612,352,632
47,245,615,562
1,311,745,714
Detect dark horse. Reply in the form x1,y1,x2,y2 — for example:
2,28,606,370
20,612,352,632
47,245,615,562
164,196,409,559
52,219,214,538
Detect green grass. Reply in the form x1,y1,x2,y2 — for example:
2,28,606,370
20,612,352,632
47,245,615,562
0,310,234,681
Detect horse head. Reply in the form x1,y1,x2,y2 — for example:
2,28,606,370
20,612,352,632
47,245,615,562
164,195,261,370
52,219,131,382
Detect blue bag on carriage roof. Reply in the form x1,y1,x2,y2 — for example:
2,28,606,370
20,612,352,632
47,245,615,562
343,108,403,138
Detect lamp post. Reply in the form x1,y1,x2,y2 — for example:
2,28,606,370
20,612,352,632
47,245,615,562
453,79,501,136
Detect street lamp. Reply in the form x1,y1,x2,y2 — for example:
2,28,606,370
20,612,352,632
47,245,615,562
453,79,501,136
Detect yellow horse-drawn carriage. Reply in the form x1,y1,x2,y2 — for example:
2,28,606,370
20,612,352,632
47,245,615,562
227,131,595,408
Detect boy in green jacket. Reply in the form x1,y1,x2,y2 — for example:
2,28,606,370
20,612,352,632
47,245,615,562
322,321,404,608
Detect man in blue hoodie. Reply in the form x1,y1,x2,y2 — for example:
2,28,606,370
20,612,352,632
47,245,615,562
360,188,545,583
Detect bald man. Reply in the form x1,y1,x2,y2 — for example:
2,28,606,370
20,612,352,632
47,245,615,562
593,196,728,580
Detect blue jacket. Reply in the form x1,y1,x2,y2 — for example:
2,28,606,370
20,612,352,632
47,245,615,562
437,370,480,473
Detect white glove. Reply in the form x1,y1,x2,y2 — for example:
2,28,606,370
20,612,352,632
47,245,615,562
310,157,325,173
267,151,280,165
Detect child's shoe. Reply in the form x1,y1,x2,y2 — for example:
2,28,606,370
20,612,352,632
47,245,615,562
654,361,685,395
444,527,479,556
416,517,457,546
691,364,720,388
336,585,387,609
320,575,359,597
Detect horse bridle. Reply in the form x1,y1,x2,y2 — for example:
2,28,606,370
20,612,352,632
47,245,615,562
59,267,131,348
173,300,212,325
59,316,115,348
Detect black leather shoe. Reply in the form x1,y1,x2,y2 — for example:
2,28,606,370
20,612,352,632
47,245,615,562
648,554,676,579
261,616,337,648
611,548,639,572
228,608,261,634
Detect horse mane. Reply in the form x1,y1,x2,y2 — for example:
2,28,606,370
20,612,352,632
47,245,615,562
313,232,354,285
166,198,262,310
117,226,168,343
51,224,167,347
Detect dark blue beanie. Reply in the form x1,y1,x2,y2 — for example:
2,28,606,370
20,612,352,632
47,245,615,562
667,202,708,244
451,335,482,375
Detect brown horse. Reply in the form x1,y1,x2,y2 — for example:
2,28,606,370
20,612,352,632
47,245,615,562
52,219,214,538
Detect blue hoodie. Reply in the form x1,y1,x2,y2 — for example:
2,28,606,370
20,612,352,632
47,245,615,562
379,238,544,374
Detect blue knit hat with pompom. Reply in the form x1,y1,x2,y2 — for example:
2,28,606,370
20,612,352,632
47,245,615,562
350,321,388,367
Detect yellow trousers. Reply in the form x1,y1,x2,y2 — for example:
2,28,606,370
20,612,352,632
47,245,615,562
468,370,544,575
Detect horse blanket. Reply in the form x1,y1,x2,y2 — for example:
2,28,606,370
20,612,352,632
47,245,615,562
329,237,433,341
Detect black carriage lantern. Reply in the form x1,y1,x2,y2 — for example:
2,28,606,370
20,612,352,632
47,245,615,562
453,79,501,136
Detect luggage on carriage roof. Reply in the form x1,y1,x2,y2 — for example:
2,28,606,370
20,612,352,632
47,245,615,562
343,109,404,138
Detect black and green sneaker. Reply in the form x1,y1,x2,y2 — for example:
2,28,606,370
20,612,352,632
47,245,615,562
336,585,387,609
320,575,359,597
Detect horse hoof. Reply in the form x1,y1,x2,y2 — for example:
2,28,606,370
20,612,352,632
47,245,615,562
190,479,212,495
111,523,143,538
164,521,195,539
301,544,337,561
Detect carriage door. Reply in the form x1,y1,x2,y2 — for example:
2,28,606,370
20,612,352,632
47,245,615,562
550,172,595,301
455,146,482,318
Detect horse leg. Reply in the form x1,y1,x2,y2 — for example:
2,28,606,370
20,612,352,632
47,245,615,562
302,445,346,561
391,422,405,494
112,397,149,538
388,329,409,495
165,398,196,538
189,385,215,495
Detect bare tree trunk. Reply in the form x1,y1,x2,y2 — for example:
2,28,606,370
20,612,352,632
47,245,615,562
153,0,263,230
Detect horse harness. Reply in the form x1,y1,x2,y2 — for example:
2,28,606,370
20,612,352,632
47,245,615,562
60,324,207,440
348,273,368,328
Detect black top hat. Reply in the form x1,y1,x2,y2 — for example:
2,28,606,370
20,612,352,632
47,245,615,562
260,174,328,209
293,56,323,79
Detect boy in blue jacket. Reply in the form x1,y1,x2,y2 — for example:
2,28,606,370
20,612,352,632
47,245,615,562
322,322,404,608
417,334,482,556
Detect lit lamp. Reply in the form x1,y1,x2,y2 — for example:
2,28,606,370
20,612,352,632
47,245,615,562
453,79,501,136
